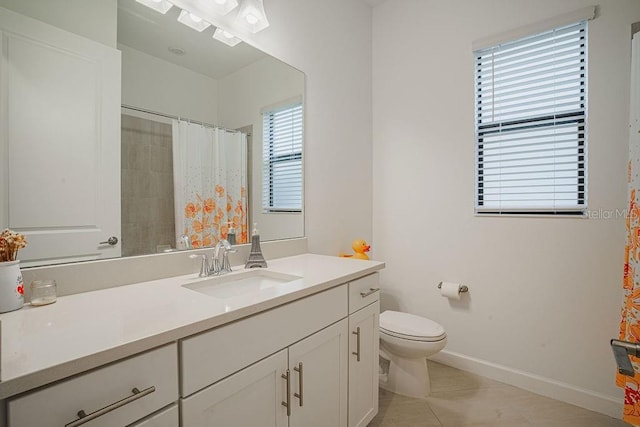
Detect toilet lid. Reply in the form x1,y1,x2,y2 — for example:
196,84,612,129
380,310,446,341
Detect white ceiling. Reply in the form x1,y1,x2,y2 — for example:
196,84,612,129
117,0,389,79
117,0,267,80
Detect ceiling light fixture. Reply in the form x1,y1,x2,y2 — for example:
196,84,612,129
177,10,212,32
135,0,173,14
234,0,269,33
211,0,239,16
213,28,242,47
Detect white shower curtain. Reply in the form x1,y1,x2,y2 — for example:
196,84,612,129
172,120,248,249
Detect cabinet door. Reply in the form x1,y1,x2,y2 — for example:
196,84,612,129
288,319,348,427
180,349,288,427
349,301,380,427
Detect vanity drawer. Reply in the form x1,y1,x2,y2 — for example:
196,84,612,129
130,403,179,427
349,273,380,314
180,284,348,396
7,343,178,427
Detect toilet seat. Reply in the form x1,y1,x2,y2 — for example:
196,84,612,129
380,311,446,342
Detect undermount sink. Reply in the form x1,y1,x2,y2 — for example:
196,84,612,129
182,269,302,299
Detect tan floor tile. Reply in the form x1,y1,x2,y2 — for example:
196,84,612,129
427,360,502,393
427,383,535,426
372,388,442,426
530,415,629,427
370,362,627,427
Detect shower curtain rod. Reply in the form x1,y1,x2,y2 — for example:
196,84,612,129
121,104,241,134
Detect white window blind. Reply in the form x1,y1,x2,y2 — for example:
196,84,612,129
474,21,587,215
262,102,303,212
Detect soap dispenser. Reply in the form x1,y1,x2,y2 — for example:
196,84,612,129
245,223,267,268
227,221,236,245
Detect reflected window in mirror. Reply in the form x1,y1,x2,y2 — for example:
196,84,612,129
262,101,303,213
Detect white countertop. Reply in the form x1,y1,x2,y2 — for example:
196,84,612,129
0,253,384,399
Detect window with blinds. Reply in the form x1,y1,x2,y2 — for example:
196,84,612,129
474,21,587,215
262,102,303,212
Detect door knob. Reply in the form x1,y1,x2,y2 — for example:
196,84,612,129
99,236,118,246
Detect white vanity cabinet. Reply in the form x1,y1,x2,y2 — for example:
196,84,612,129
179,284,349,426
287,319,348,427
181,320,348,427
348,273,380,427
181,348,289,426
0,259,384,427
6,344,179,427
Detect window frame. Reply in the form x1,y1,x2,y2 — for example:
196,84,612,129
474,21,588,216
262,101,303,213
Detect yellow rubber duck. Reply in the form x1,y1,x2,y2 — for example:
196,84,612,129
339,239,371,260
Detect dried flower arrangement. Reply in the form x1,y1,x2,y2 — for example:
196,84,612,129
0,229,27,262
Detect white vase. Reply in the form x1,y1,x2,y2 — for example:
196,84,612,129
0,260,24,313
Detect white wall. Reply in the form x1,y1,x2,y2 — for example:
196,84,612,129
120,44,218,124
372,0,640,417
0,0,116,47
236,0,374,255
218,56,305,241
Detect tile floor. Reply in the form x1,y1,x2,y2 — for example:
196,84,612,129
369,361,629,427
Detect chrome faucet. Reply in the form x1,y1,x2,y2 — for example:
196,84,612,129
188,240,238,277
214,239,237,274
189,253,212,277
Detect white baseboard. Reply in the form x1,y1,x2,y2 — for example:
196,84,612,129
430,350,623,419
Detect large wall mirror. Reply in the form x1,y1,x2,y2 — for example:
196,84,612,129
0,0,304,267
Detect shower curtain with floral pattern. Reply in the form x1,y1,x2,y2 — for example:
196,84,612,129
172,120,248,249
618,30,640,426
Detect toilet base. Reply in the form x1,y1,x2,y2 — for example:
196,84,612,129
379,348,431,399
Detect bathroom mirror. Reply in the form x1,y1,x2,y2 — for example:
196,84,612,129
0,0,304,267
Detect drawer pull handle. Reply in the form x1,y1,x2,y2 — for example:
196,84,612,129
360,288,379,298
294,362,304,407
352,327,361,362
281,369,291,416
65,386,155,427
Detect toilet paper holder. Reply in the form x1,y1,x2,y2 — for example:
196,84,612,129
437,282,469,293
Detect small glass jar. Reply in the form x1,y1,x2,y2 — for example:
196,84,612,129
30,280,57,306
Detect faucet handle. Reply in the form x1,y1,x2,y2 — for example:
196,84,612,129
221,247,238,273
189,254,209,277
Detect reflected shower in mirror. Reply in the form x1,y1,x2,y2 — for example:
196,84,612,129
120,113,251,256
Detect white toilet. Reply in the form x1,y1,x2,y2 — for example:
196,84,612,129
379,310,447,398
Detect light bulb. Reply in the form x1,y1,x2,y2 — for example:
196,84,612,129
177,10,211,31
234,0,269,33
245,13,259,25
213,28,242,46
136,0,173,14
